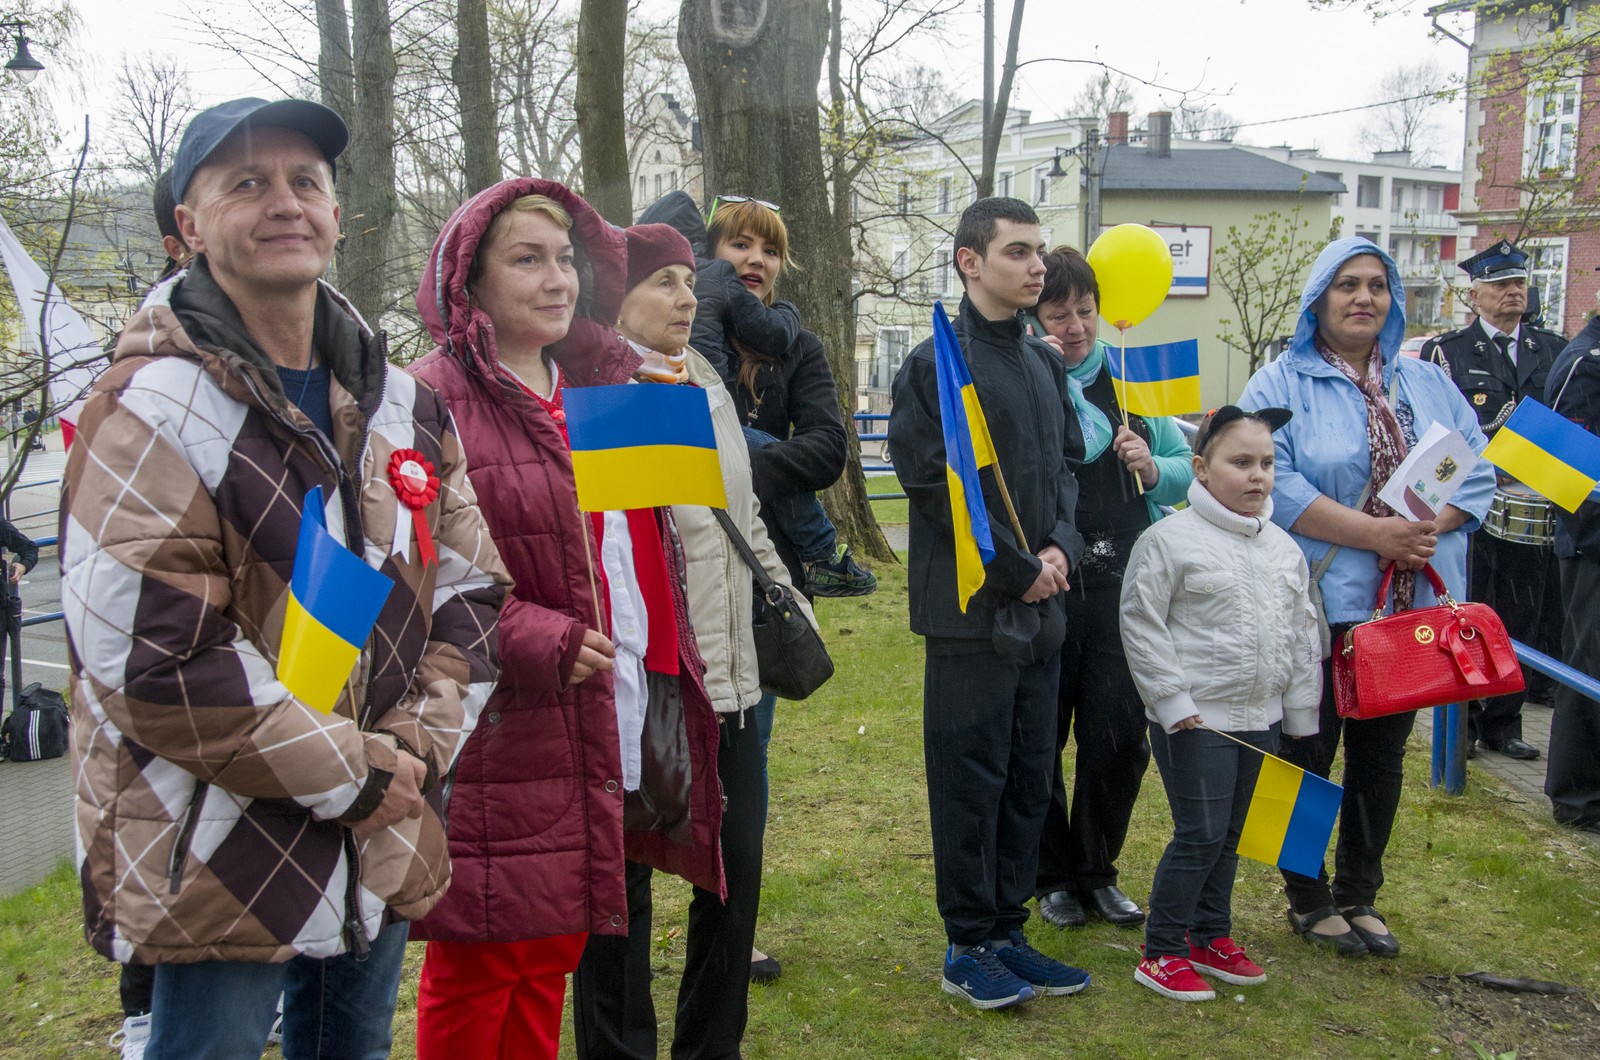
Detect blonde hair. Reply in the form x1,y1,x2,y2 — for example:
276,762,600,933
469,195,574,285
706,199,798,302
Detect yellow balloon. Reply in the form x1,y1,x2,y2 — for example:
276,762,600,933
1087,224,1174,330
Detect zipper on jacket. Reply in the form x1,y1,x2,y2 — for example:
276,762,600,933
168,781,209,895
342,828,370,959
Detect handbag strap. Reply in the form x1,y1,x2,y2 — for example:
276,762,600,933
1311,481,1374,584
712,508,785,602
1370,561,1451,615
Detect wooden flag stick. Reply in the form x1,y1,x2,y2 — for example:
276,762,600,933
990,459,1030,554
578,512,610,640
1114,329,1147,497
1194,720,1271,754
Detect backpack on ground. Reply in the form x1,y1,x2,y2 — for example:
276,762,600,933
0,682,69,762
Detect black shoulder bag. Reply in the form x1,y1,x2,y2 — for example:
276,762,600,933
712,509,835,700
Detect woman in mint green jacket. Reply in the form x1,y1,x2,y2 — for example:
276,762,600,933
1031,246,1194,931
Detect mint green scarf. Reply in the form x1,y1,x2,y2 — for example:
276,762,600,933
1065,340,1114,464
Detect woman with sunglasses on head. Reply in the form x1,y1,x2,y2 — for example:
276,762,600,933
639,191,851,984
573,221,816,1060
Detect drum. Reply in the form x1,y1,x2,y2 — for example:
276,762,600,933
1484,483,1555,545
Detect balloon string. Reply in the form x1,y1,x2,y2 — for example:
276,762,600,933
1115,329,1145,496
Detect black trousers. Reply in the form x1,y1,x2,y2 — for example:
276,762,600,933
1469,531,1562,743
924,643,1058,946
1547,557,1600,827
120,962,155,1018
1280,628,1416,913
573,707,764,1060
1036,583,1150,896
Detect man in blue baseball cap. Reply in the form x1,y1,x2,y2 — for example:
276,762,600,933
1423,239,1568,761
62,97,509,1059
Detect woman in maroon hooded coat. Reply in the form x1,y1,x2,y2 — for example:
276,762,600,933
407,178,724,1059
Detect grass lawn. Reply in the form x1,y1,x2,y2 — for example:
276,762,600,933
6,563,1600,1058
867,472,907,527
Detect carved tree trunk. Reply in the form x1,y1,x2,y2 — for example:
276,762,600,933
454,0,500,195
576,0,633,224
679,0,893,562
343,0,397,327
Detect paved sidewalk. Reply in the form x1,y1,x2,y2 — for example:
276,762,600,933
0,753,74,896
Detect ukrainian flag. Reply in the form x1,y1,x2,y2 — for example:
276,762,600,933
1105,339,1202,418
1482,398,1600,513
932,302,997,612
565,383,728,512
279,486,395,714
1235,754,1343,878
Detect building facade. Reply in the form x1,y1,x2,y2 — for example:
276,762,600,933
1240,145,1463,329
1438,0,1600,337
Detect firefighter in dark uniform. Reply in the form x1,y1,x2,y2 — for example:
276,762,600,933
1544,291,1600,832
1422,241,1567,761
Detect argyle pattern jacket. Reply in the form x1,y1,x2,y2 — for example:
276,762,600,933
61,268,509,965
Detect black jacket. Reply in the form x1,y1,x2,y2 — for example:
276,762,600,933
0,517,37,578
1423,318,1566,435
1548,314,1600,559
732,327,849,582
634,190,801,384
888,295,1085,641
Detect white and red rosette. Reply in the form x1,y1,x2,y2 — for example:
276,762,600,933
387,448,440,566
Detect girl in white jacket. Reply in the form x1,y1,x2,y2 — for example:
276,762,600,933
1120,406,1322,1002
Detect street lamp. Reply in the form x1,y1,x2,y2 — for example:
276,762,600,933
2,22,45,84
1045,127,1105,247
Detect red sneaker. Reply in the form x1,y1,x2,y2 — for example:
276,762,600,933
1188,937,1266,985
1134,956,1215,1001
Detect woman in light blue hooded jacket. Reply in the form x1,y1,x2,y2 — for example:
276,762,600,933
1239,237,1494,959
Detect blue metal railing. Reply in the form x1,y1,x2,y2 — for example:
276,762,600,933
854,413,904,502
1431,642,1600,795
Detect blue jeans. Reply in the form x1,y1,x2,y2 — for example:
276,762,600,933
147,921,409,1060
1144,723,1278,960
742,426,836,562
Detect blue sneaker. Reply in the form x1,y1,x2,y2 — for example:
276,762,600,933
993,930,1092,996
940,944,1037,1009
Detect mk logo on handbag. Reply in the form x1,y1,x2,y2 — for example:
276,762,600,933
1415,625,1436,644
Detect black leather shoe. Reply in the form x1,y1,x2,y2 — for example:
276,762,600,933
1085,885,1145,927
1488,738,1540,761
1038,889,1087,928
1340,905,1400,958
1466,740,1479,760
750,952,782,984
1287,906,1369,957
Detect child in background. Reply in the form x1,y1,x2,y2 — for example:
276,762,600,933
1119,406,1322,1002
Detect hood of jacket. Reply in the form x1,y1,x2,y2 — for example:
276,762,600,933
415,177,636,386
1287,237,1407,371
636,190,709,261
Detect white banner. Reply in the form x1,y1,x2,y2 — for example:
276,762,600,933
0,211,107,446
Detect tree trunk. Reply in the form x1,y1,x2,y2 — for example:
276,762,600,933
979,0,1026,201
314,0,354,120
454,0,500,195
679,0,893,562
576,0,633,225
344,0,397,328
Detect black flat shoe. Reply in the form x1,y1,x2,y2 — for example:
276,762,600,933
750,952,782,984
1287,906,1369,957
1340,905,1400,958
1488,738,1540,761
1038,889,1087,928
1085,885,1145,927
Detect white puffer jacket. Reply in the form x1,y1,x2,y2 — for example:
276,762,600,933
672,349,814,713
1121,480,1322,736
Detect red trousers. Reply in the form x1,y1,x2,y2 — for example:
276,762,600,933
416,933,588,1060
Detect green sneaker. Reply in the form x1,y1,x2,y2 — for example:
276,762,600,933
805,546,878,597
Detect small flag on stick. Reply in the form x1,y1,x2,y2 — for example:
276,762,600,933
1481,398,1600,513
564,384,728,512
1236,754,1343,878
278,487,394,713
932,302,999,612
1106,339,1202,418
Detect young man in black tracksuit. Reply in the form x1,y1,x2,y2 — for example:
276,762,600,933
888,197,1089,1010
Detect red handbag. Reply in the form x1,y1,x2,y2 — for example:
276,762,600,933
1333,563,1524,720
